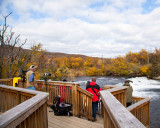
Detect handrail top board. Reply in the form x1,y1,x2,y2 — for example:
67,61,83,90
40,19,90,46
132,96,146,100
77,86,93,98
36,80,80,85
127,97,151,111
0,84,48,95
107,86,128,93
100,90,145,128
0,85,49,128
0,78,13,80
104,85,116,88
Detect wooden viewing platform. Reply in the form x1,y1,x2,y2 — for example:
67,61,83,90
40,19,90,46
0,79,151,128
48,107,104,128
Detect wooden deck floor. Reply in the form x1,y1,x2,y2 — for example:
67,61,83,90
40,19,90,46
48,107,104,128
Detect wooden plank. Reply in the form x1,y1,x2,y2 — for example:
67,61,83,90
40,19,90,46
48,108,103,128
0,96,48,128
0,85,39,95
108,86,128,94
127,98,151,111
72,84,78,116
100,90,145,128
77,86,93,98
0,85,49,128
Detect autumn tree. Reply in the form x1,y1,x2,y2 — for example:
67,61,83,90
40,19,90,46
125,51,139,63
107,57,128,76
0,13,30,78
150,48,160,77
84,57,93,67
138,49,149,65
55,66,68,81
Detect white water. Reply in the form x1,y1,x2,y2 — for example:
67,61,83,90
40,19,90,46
76,76,160,100
75,76,160,127
125,77,160,100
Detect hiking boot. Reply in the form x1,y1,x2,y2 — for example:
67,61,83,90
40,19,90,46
92,118,97,122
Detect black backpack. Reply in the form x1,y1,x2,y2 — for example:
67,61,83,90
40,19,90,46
50,95,72,116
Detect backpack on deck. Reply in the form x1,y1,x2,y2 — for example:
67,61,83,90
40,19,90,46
50,95,72,116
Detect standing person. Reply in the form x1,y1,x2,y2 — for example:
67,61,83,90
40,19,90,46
26,65,37,90
123,80,133,107
86,77,102,121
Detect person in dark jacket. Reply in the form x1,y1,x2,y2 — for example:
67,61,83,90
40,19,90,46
86,77,102,121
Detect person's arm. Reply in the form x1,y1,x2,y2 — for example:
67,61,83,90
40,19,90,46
29,73,34,86
97,84,102,95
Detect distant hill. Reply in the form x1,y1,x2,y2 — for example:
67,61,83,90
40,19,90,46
0,45,102,59
45,52,88,59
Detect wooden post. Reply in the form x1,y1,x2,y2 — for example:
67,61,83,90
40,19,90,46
72,83,78,116
88,97,92,120
77,90,80,116
10,78,13,86
148,101,150,127
124,88,127,107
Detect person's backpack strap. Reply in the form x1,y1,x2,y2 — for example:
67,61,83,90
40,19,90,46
91,86,98,97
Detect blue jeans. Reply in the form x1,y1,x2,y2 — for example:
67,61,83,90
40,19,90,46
92,101,98,119
27,86,35,90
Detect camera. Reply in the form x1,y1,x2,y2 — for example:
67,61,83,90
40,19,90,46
44,73,52,82
20,69,28,88
44,73,51,77
21,70,28,74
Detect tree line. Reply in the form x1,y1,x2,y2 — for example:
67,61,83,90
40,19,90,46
0,14,160,81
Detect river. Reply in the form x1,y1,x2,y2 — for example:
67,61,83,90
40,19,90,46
75,76,160,128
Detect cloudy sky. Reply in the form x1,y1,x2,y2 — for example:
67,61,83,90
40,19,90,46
0,0,160,58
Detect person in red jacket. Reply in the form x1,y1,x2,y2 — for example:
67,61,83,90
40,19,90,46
86,77,102,121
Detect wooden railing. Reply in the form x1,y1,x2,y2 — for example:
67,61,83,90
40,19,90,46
0,78,151,127
0,78,93,119
103,85,127,106
127,96,151,128
0,85,49,128
132,96,146,103
104,85,115,90
97,86,127,116
36,80,73,104
108,87,127,107
103,85,151,127
0,79,13,86
77,86,93,120
100,90,145,128
0,85,34,112
36,80,80,116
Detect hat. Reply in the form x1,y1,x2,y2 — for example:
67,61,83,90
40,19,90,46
29,65,37,69
125,80,133,83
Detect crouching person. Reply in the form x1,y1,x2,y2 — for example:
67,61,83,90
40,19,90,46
86,77,102,121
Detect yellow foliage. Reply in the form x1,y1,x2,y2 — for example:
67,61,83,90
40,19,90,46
55,70,61,79
86,67,104,76
86,67,97,76
36,73,41,80
84,57,93,67
110,57,128,75
140,65,150,75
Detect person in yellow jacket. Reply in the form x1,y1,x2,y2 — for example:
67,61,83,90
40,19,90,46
26,65,37,90
123,80,133,107
13,77,21,87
